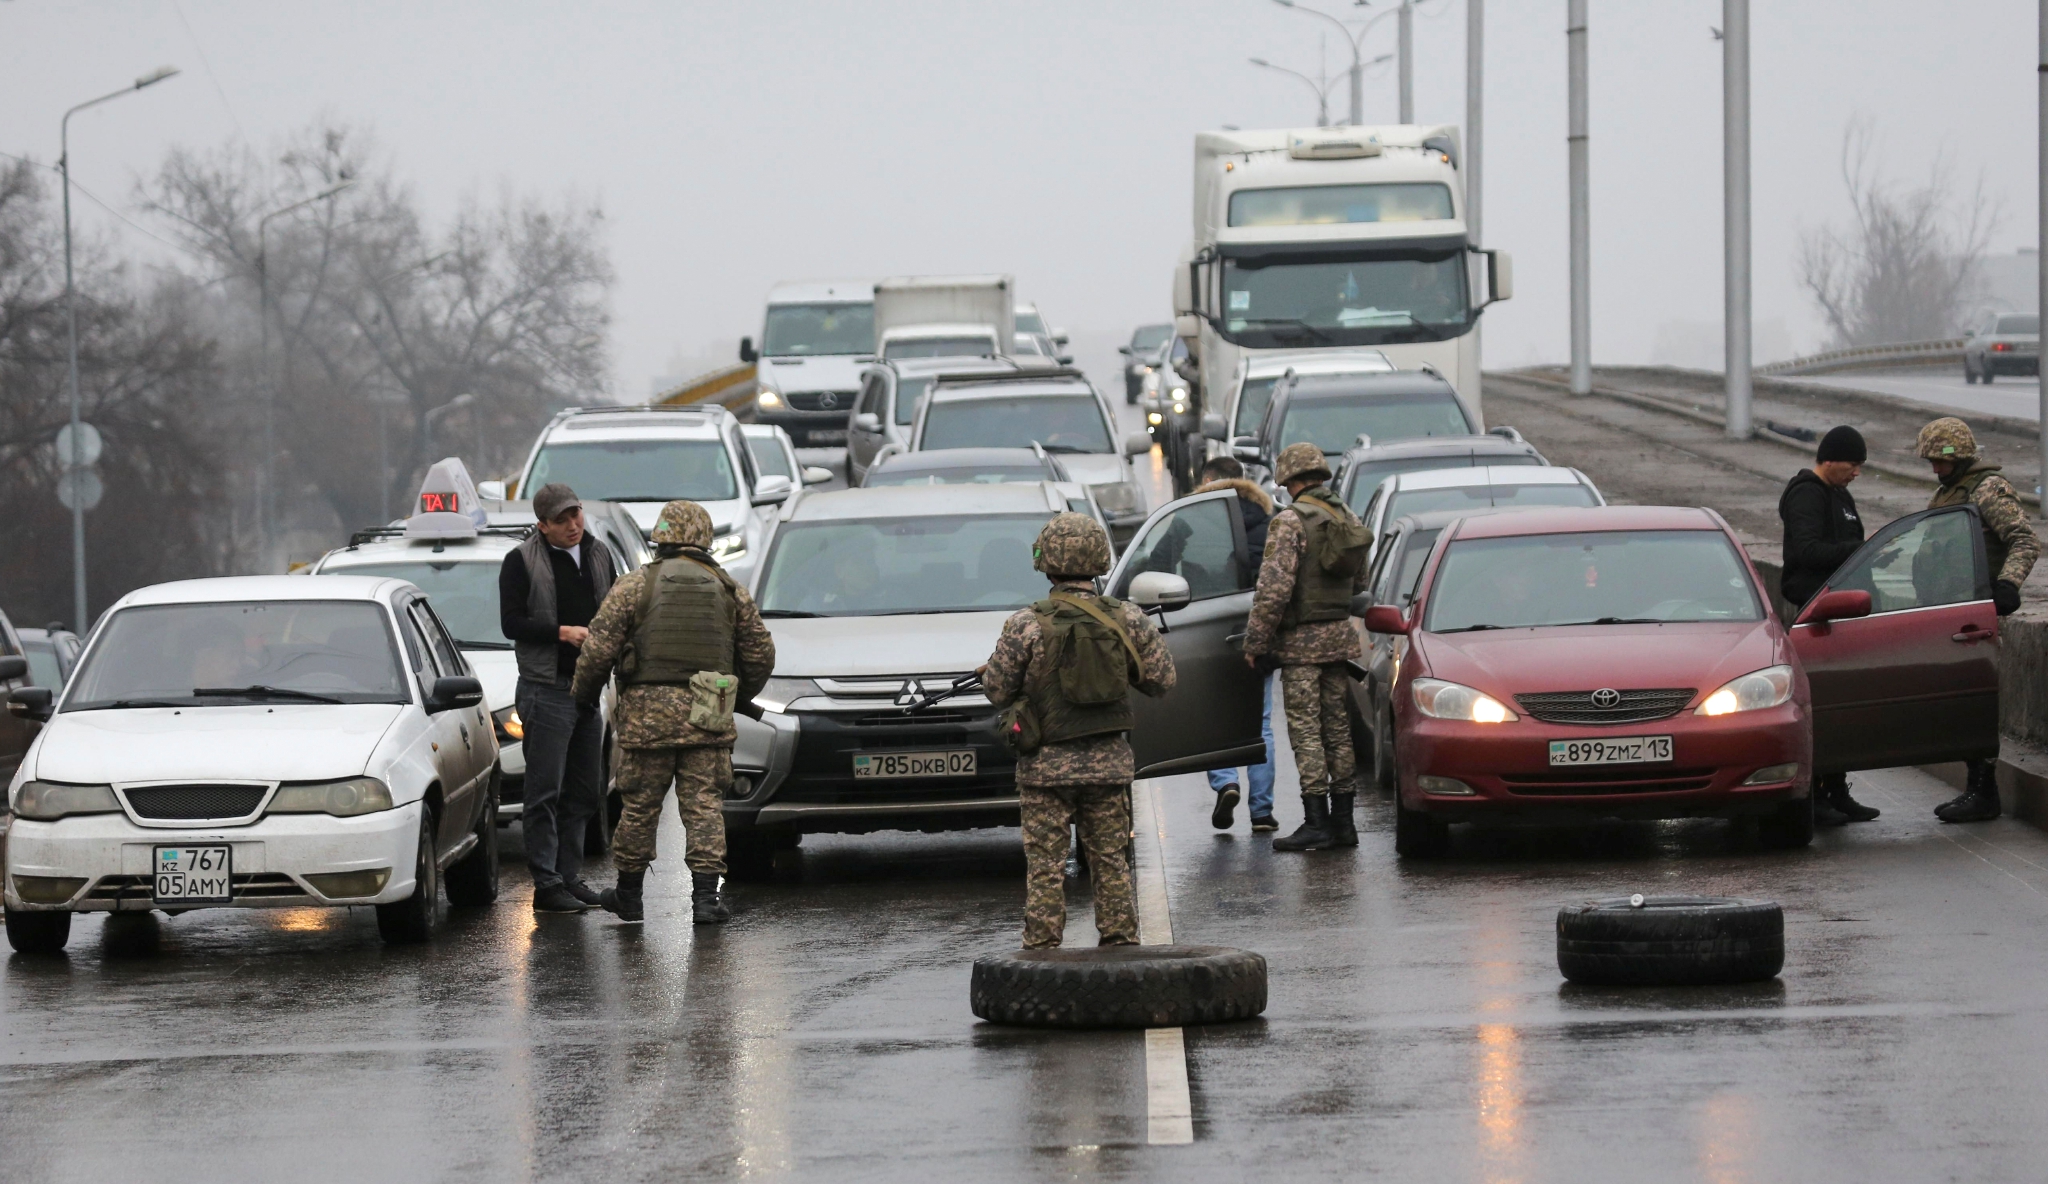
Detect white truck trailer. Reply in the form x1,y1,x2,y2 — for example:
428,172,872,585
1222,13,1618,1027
873,274,1015,361
1173,125,1511,434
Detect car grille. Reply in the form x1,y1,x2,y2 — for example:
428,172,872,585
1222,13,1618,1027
122,784,269,820
784,390,856,412
1513,688,1695,725
1503,768,1716,795
84,873,308,901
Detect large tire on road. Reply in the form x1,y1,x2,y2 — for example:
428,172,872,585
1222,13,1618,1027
971,944,1267,1029
3,906,71,954
445,785,500,907
376,807,440,945
1557,896,1783,986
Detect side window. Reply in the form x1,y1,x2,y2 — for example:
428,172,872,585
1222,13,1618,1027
393,601,428,676
858,373,885,417
1114,497,1245,600
731,430,759,491
418,602,469,676
1367,531,1403,602
406,602,454,677
1827,507,1984,614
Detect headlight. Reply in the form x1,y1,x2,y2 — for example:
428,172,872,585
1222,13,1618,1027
1091,482,1143,515
754,677,821,714
711,532,747,562
268,777,395,817
1171,400,1187,415
492,705,524,742
1696,665,1793,716
12,780,120,821
1412,678,1518,723
1147,411,1163,425
757,388,784,409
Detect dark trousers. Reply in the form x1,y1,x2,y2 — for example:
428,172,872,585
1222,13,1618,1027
516,678,605,890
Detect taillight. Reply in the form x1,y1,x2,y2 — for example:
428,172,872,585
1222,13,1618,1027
1993,342,2012,352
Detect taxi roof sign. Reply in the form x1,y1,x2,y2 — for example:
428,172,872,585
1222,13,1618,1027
405,457,488,539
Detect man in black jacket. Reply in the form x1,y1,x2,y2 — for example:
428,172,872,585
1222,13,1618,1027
1194,456,1279,833
1777,425,1879,825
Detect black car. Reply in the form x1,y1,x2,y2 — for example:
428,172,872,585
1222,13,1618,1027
1118,322,1175,404
1215,368,1478,486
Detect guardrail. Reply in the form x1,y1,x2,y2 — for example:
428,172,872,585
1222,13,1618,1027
1757,339,1962,377
655,362,758,416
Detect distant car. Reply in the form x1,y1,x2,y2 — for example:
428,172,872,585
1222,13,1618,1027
0,610,35,786
741,423,835,490
845,355,1021,487
1013,331,1061,360
4,574,502,952
878,323,1003,361
1353,465,1606,564
1964,312,2039,383
16,625,81,692
1200,348,1397,465
1015,303,1072,364
1119,323,1175,403
1337,431,1549,510
1229,367,1477,487
860,446,1114,545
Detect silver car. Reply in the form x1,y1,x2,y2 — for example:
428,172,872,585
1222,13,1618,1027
1964,312,2039,383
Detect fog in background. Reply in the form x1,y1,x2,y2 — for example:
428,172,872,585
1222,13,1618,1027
3,0,2036,396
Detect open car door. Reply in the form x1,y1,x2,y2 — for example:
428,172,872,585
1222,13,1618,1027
1790,504,2000,772
1106,489,1266,778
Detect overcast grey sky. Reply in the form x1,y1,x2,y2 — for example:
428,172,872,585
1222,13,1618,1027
3,0,2035,394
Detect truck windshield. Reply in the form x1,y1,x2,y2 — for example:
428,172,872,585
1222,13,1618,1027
758,514,1051,616
322,561,508,649
1229,183,1454,227
64,601,410,709
883,335,996,360
1278,391,1472,453
1221,248,1471,348
1424,530,1762,631
920,395,1113,453
525,439,738,502
763,303,875,356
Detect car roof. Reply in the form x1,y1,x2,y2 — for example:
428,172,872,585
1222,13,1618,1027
881,322,999,338
1348,434,1540,460
118,574,411,608
319,533,523,567
886,356,1018,378
1392,465,1589,492
541,407,728,442
1450,505,1723,539
1246,349,1395,379
740,423,786,440
1283,371,1458,400
873,447,1050,470
1387,507,1516,533
767,280,874,303
927,377,1095,403
789,482,1065,522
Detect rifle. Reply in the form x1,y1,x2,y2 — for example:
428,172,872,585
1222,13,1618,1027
899,671,984,716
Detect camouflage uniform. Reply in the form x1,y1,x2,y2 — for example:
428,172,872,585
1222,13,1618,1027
572,501,776,876
982,514,1176,949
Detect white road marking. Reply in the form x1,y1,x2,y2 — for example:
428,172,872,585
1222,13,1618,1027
1131,778,1194,1145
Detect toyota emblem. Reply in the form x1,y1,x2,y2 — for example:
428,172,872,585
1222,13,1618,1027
818,391,839,410
1590,688,1622,709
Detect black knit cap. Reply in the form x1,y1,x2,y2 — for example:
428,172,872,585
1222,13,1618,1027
1816,425,1867,465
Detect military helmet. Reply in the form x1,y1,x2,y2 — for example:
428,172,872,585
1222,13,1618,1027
1033,512,1112,577
1915,417,1979,461
1274,442,1332,486
650,499,714,548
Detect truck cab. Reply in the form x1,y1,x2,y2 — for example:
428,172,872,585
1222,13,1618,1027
741,280,876,447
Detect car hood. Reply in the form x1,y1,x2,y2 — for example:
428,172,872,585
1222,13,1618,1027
30,704,407,785
1413,619,1786,703
619,498,747,536
464,648,517,712
1057,453,1131,487
763,354,868,394
766,611,1012,677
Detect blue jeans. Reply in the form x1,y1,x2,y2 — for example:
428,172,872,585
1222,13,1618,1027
516,678,606,890
1207,675,1275,818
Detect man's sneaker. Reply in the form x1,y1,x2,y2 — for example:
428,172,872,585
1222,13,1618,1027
532,883,591,913
563,879,603,907
1211,784,1241,830
1250,814,1279,833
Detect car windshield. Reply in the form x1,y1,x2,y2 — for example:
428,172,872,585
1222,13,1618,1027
1424,530,1761,632
1234,376,1281,437
920,395,1114,453
1388,481,1598,519
758,514,1050,616
894,377,932,425
1016,310,1047,335
1279,391,1473,453
1389,528,1444,604
884,335,996,360
763,303,874,356
1013,334,1048,356
65,601,410,709
1131,324,1172,352
1229,183,1455,227
747,436,794,479
22,640,65,689
867,465,1047,487
1997,315,2039,335
322,561,508,649
1221,247,1472,348
525,439,737,502
1346,454,1542,509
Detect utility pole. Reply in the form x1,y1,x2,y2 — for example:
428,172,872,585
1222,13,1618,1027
1399,0,1415,123
1467,0,1483,372
1723,0,1752,439
1567,0,1591,396
2038,0,2047,511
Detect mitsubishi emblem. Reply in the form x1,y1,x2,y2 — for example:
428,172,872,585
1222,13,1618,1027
1590,688,1622,709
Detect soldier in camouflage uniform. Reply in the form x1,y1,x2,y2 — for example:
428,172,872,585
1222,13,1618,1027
572,500,776,923
1915,418,2039,823
981,513,1176,949
1245,443,1373,853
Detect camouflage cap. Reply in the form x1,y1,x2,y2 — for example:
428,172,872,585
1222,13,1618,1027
1274,442,1332,485
1915,417,1979,461
651,500,714,548
1033,511,1112,577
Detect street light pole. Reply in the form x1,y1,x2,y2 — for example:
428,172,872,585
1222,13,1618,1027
1271,0,1408,126
1249,58,1333,127
1399,0,1415,123
1723,0,1752,440
58,65,179,632
1567,0,1591,396
2038,0,2047,513
256,178,355,568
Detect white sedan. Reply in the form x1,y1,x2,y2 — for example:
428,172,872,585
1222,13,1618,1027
3,575,501,952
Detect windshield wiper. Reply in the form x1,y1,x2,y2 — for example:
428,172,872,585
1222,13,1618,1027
71,698,188,711
760,609,823,618
1235,317,1334,344
1437,623,1506,633
1032,442,1096,454
1554,617,1666,627
194,685,346,704
458,640,515,650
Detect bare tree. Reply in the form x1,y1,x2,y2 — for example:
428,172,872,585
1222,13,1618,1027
1798,118,1996,348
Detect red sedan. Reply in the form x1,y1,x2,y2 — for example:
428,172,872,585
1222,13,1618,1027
1363,504,2001,857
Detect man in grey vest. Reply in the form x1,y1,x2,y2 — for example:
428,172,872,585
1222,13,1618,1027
499,482,617,913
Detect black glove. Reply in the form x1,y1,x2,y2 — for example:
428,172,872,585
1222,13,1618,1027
1994,579,2022,616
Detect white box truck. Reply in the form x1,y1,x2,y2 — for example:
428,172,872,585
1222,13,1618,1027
873,275,1015,362
1173,125,1511,439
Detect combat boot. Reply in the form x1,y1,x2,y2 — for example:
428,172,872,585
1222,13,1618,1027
1273,793,1335,852
1937,761,2002,824
1328,791,1359,848
599,869,645,923
1826,773,1880,822
691,872,731,924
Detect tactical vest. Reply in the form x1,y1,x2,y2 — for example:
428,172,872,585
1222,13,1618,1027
1026,593,1139,746
1282,489,1370,629
1930,462,2008,582
622,555,737,685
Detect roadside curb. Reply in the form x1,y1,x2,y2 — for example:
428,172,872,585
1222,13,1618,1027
1921,743,2048,831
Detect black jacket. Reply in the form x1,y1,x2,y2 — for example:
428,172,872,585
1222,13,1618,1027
1778,469,1864,607
1194,478,1272,575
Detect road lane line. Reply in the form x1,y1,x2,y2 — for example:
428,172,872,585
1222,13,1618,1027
1132,778,1194,1145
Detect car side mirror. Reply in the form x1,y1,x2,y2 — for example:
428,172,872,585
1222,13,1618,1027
476,479,507,502
1127,571,1192,612
1118,345,1133,356
751,474,794,506
1053,329,1069,346
1796,588,1872,628
1485,249,1514,304
853,412,881,433
1350,592,1376,617
0,655,25,682
1363,605,1409,635
425,676,483,714
1231,439,1263,466
1057,354,1074,366
1201,414,1227,442
801,465,834,486
738,336,757,363
1123,432,1153,457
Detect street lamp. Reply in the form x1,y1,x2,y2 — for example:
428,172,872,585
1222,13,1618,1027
1270,0,1408,125
256,177,356,567
1248,57,1337,127
59,65,180,632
